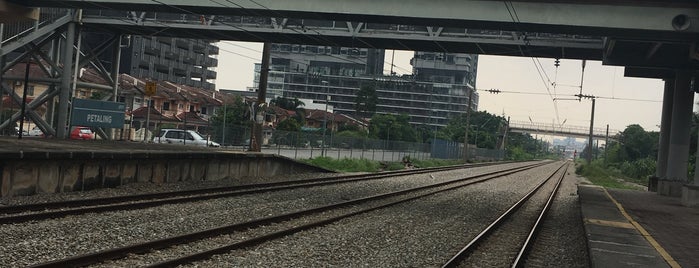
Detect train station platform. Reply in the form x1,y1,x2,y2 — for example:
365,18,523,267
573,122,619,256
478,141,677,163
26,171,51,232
0,137,331,198
578,184,698,268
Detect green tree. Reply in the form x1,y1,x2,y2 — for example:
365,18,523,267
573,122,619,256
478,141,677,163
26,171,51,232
619,124,654,161
271,97,306,124
271,97,304,111
438,111,505,148
276,118,301,132
368,113,418,142
355,84,378,118
211,95,248,126
210,95,250,144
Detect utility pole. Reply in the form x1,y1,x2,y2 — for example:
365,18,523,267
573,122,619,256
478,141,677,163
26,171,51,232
604,124,609,164
587,98,595,164
464,89,473,162
250,42,271,152
321,80,329,157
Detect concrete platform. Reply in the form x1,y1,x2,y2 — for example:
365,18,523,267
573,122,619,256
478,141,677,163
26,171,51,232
578,185,699,268
0,137,332,197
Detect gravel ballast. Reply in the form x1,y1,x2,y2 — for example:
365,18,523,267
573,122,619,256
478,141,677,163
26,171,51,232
0,160,586,267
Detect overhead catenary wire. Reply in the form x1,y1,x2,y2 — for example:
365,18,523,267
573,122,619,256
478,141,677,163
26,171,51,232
481,88,660,103
503,1,562,126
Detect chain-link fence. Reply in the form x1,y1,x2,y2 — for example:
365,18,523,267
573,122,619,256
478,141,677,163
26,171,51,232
209,124,504,162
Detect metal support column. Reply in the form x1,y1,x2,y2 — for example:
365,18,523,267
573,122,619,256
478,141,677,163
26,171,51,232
56,22,75,139
660,71,694,197
46,39,61,128
651,79,674,192
109,34,122,140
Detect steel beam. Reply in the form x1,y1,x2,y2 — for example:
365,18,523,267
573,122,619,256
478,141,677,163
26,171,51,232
56,22,74,139
0,83,57,135
14,0,699,40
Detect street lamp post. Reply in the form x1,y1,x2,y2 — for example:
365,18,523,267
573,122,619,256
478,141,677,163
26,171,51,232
321,80,329,157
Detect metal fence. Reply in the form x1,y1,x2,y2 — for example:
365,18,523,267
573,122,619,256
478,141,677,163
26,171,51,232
208,124,504,162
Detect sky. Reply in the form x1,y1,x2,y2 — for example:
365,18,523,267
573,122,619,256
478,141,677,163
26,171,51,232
215,41,675,134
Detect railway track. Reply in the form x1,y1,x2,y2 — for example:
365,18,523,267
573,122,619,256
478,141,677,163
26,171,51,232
0,161,518,224
442,161,569,268
28,161,552,267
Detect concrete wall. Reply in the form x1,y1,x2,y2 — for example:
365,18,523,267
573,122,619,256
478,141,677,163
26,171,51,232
0,152,330,197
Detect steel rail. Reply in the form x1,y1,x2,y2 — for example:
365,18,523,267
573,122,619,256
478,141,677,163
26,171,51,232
441,162,568,268
28,162,551,268
146,162,552,268
0,161,510,215
0,162,520,224
511,163,568,268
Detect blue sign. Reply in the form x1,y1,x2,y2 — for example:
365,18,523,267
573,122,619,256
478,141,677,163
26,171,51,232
71,98,126,128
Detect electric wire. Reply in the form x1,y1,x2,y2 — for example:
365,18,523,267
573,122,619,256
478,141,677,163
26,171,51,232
504,1,562,125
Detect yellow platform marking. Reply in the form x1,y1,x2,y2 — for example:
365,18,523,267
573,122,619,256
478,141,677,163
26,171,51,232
602,187,682,268
584,218,635,229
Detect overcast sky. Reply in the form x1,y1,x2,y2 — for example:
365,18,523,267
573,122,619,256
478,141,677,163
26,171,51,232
216,41,679,134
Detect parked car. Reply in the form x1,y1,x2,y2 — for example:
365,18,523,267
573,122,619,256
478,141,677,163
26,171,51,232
70,126,94,140
28,126,44,137
154,129,220,147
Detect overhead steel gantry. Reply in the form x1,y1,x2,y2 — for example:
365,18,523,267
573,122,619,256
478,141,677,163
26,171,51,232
4,0,699,201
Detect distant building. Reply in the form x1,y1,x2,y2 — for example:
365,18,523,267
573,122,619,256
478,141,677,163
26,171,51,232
83,22,219,90
253,44,477,127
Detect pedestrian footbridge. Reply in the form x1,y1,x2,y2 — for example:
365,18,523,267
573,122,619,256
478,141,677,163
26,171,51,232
508,121,617,140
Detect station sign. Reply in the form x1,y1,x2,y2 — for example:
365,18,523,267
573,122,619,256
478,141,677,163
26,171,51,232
70,98,126,129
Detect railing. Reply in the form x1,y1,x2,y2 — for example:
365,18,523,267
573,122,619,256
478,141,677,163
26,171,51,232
0,8,70,48
509,120,617,137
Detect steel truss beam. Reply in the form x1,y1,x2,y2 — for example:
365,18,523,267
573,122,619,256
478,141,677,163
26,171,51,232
13,0,699,41
1,12,122,139
82,15,604,59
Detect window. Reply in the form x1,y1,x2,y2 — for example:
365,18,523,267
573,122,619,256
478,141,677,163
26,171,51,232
28,86,35,96
165,130,182,139
201,107,207,115
163,102,170,110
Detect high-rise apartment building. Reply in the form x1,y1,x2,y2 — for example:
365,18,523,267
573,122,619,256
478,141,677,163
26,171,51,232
82,11,219,90
254,44,478,127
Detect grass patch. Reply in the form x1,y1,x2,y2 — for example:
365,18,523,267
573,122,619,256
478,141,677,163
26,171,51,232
302,157,382,172
301,157,466,173
575,161,643,190
412,159,465,168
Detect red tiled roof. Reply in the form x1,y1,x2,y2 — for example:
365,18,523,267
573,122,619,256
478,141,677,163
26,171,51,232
131,106,178,122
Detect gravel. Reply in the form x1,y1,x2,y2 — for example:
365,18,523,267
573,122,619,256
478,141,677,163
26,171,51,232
190,162,573,267
0,160,589,267
0,162,537,267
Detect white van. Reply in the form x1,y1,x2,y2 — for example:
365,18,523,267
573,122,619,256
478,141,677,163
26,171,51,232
154,129,220,147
